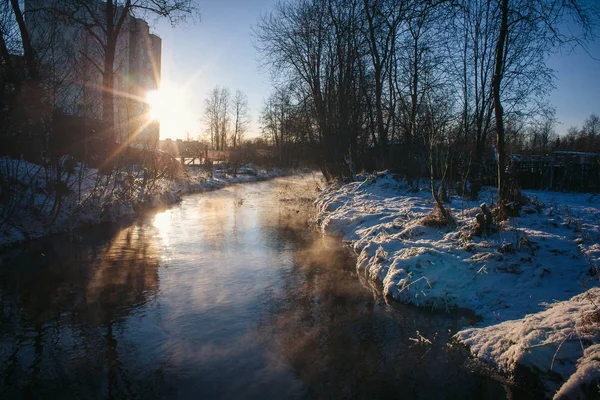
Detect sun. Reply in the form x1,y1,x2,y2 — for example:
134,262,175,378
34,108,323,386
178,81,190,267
146,89,164,121
145,85,196,139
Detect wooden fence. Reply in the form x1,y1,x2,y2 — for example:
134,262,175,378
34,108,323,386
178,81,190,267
511,152,600,192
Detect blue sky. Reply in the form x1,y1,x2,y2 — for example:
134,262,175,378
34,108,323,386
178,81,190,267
153,0,279,140
152,0,600,140
547,38,600,133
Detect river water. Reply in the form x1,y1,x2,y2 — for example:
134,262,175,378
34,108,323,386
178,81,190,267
0,175,513,399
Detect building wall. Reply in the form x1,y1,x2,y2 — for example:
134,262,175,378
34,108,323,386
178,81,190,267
25,0,161,145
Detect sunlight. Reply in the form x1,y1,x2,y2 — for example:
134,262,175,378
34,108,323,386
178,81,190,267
145,84,196,140
146,90,163,121
153,210,172,244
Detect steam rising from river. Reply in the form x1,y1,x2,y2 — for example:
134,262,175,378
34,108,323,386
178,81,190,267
0,174,509,398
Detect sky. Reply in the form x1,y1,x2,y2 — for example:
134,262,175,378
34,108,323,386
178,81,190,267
547,39,600,133
150,0,600,141
152,0,279,140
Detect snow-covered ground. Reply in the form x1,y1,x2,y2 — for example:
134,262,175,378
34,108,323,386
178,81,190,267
0,159,286,249
458,288,600,399
315,171,600,398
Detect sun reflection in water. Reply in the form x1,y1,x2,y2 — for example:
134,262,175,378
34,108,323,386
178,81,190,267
153,210,173,245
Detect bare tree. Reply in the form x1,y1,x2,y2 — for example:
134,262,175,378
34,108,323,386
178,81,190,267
417,71,456,223
11,0,39,81
204,86,230,151
559,113,600,152
446,0,498,198
255,0,368,180
254,0,597,189
361,0,406,168
526,112,557,155
395,1,453,183
261,87,289,165
0,0,50,160
261,85,318,168
491,0,597,201
39,0,195,142
219,87,230,151
581,113,600,152
231,90,250,150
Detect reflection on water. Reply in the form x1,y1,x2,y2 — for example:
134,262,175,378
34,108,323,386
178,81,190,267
1,176,512,399
0,222,162,398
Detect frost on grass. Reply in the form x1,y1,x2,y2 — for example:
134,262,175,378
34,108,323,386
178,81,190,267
315,170,600,396
316,171,599,319
457,289,600,399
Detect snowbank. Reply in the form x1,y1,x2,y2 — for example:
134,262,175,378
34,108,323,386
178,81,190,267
458,289,600,399
0,159,286,249
315,171,600,397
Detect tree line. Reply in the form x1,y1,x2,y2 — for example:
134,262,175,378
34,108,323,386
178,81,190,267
203,86,251,152
253,0,598,201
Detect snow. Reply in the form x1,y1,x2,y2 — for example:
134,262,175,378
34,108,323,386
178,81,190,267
0,159,286,249
458,289,600,399
556,344,600,399
315,171,600,397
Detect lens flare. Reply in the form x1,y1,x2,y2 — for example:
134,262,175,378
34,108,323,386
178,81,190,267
146,90,162,121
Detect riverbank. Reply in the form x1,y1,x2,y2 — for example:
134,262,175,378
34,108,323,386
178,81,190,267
0,174,513,399
315,171,600,398
0,161,288,250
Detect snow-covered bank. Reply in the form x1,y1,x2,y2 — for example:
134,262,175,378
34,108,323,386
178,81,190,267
458,288,600,399
0,160,287,249
315,171,599,397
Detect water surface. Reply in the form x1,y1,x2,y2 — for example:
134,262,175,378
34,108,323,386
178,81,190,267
0,175,513,399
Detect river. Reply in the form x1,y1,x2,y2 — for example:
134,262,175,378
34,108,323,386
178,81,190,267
0,175,514,399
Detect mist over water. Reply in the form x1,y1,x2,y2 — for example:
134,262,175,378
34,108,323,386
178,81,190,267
0,175,512,399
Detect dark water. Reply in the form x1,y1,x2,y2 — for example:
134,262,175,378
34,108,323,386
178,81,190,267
0,175,513,399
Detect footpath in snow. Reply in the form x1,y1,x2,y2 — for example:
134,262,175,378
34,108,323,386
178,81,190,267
0,160,286,249
315,171,600,399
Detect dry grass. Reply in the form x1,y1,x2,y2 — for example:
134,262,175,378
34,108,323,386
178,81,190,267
421,204,456,227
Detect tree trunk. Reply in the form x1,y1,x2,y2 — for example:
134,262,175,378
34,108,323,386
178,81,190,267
493,0,509,201
103,1,116,143
103,53,115,143
10,0,39,81
374,66,387,169
0,31,18,89
363,0,388,170
10,0,46,160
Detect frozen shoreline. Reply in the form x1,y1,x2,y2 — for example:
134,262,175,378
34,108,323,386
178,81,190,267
0,162,288,250
315,171,599,398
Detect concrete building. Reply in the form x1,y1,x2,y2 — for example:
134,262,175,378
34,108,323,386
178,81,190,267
115,16,162,145
25,0,161,146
